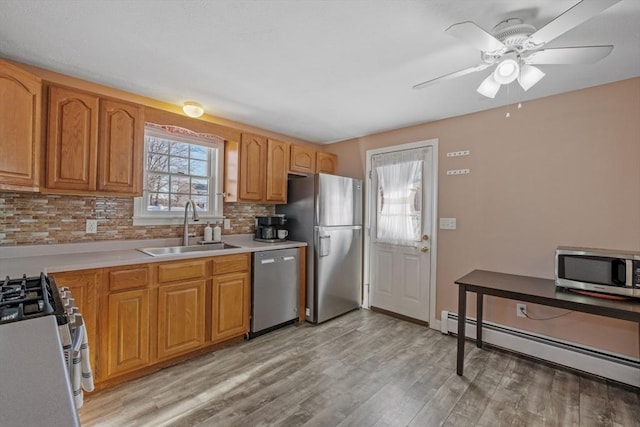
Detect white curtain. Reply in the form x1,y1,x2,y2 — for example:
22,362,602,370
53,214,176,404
373,149,425,246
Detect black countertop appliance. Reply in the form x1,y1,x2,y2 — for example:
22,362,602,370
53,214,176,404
254,215,287,242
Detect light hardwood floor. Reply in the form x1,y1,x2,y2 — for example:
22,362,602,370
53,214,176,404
79,310,640,427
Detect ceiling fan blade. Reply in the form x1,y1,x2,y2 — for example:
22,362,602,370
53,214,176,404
527,0,622,47
525,45,614,64
446,21,506,54
413,64,489,90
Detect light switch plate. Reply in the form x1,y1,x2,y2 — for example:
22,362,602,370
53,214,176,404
439,218,457,230
223,219,231,229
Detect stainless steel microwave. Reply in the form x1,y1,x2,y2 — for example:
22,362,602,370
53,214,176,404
555,246,640,297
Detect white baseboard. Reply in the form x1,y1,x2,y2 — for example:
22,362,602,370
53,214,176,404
441,310,640,388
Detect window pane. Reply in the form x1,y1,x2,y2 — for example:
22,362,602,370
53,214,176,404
147,193,169,211
170,142,190,157
190,145,207,160
190,159,207,176
170,194,191,211
171,176,190,194
147,137,169,154
191,178,209,195
169,157,188,174
147,153,168,172
147,173,169,193
192,196,208,211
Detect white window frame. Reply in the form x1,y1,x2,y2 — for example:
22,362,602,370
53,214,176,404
133,124,224,226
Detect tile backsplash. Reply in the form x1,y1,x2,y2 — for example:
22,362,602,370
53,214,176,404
0,193,275,246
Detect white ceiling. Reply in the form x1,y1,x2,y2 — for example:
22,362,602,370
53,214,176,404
1,1,639,144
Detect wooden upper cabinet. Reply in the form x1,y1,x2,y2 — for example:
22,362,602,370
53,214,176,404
238,133,267,202
265,138,288,203
289,144,316,174
46,86,99,191
44,86,143,196
0,60,41,192
97,99,144,195
225,133,287,203
316,152,338,174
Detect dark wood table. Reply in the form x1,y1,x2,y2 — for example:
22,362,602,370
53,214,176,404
454,269,640,376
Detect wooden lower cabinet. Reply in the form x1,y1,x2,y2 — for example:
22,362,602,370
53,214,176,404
51,269,100,378
211,272,250,342
74,253,254,387
104,288,151,377
157,280,206,360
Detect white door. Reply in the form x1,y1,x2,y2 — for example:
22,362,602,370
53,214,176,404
369,145,434,322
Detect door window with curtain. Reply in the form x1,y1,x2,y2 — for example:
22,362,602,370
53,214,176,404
372,148,426,247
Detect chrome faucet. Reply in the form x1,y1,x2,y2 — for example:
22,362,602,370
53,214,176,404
182,199,200,246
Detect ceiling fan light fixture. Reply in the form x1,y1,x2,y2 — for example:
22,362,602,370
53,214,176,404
477,74,501,98
182,101,204,118
518,64,545,91
493,58,520,84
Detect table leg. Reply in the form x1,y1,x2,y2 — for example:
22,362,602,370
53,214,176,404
476,292,483,349
457,284,467,376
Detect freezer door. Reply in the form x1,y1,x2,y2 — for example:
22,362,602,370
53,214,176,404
314,226,362,323
317,174,363,226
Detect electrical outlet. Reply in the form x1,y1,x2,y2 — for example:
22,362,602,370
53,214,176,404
86,219,98,234
517,303,527,318
223,219,231,229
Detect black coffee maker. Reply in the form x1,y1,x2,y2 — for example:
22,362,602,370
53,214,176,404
254,215,287,242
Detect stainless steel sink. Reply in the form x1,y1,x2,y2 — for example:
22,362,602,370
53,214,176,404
137,243,239,257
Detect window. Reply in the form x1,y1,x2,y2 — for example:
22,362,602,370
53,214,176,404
372,148,428,247
133,124,224,225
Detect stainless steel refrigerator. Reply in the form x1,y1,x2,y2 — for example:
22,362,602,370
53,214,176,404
277,173,362,323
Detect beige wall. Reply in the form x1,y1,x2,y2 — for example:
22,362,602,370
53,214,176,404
328,78,640,358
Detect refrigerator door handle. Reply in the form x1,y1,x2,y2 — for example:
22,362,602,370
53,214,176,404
319,235,331,257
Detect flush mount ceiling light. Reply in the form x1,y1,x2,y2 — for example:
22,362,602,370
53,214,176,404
412,0,620,97
182,101,204,118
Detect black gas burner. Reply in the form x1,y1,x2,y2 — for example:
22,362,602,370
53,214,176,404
0,273,66,325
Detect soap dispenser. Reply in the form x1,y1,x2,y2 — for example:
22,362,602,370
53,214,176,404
204,222,213,242
213,222,222,242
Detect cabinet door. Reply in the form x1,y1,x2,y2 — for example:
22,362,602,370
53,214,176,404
52,269,100,380
157,280,206,360
211,272,250,342
0,60,41,192
316,152,338,175
97,99,144,195
266,138,288,203
105,289,150,377
289,144,316,174
239,133,267,201
46,86,99,192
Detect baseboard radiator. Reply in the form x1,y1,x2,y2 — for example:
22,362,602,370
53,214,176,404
441,310,640,388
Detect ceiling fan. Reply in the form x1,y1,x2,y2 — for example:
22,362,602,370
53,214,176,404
413,0,621,98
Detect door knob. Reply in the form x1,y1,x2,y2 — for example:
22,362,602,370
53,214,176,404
421,247,429,253
422,235,429,241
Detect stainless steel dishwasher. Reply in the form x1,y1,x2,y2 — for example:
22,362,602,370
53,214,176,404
249,248,300,339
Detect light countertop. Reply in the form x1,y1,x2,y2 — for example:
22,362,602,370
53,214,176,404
0,234,306,277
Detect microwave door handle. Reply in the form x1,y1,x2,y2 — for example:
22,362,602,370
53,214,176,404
611,259,626,285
